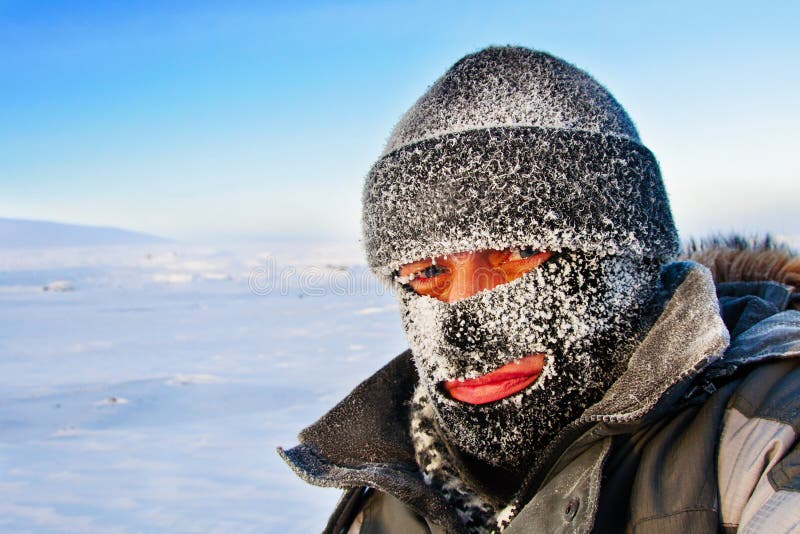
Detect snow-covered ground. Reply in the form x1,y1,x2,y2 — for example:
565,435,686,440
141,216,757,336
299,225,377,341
0,241,408,533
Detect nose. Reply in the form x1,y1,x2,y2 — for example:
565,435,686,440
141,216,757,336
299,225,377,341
445,253,505,303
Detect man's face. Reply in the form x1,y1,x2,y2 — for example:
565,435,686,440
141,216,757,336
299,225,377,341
396,248,659,466
398,247,552,405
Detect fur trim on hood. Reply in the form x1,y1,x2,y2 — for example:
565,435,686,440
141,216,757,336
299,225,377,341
681,236,800,310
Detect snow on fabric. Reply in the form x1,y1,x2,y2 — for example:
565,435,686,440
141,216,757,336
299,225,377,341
410,387,499,533
382,45,640,156
361,47,679,282
400,252,661,467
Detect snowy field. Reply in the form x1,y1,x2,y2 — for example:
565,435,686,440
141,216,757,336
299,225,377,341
0,241,408,533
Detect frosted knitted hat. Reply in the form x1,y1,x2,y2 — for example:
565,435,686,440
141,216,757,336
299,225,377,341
362,46,678,280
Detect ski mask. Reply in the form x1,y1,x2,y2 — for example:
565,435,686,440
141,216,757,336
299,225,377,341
399,251,661,465
362,47,679,467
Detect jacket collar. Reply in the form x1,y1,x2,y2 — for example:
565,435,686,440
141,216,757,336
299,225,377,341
581,261,730,422
277,351,465,530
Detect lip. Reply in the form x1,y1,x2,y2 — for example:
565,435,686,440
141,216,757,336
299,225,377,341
443,353,545,405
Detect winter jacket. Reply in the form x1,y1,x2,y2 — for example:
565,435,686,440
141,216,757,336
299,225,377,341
279,257,800,533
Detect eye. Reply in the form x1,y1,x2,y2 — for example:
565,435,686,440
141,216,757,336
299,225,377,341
396,261,452,299
418,264,446,279
508,246,539,261
395,261,448,285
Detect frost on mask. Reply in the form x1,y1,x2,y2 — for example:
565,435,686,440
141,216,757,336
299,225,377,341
399,251,660,467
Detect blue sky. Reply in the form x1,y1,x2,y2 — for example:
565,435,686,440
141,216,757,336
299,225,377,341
1,0,798,242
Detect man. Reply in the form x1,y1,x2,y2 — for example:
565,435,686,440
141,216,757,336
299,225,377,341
279,46,800,533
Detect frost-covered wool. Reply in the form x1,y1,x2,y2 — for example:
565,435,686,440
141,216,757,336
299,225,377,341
400,252,661,467
362,46,678,282
410,387,501,533
382,46,639,156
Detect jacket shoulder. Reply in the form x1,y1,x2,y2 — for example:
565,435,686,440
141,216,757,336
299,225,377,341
718,357,800,531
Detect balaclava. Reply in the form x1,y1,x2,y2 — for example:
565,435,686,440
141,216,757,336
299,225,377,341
361,46,679,500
